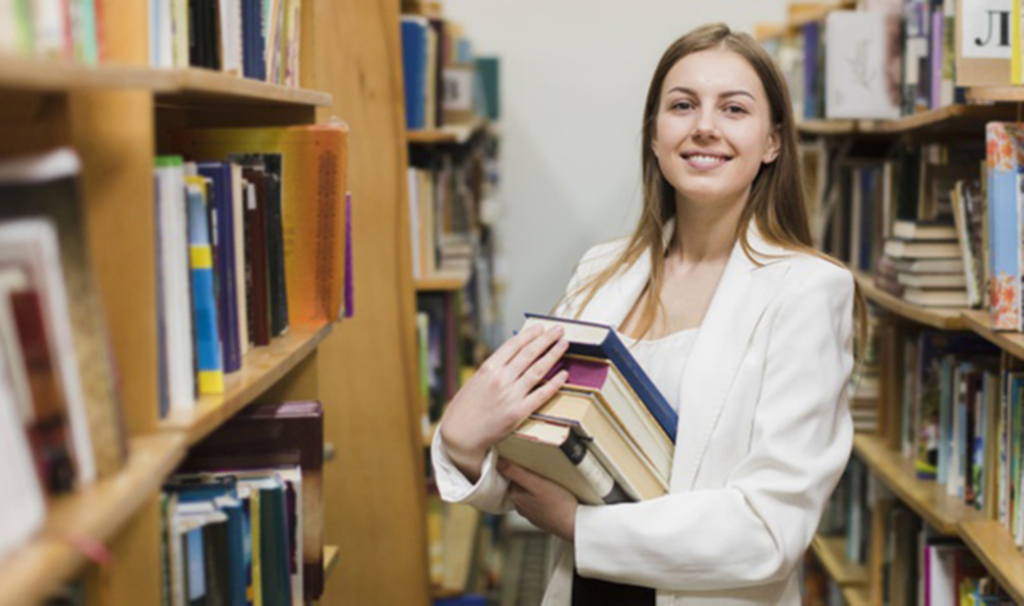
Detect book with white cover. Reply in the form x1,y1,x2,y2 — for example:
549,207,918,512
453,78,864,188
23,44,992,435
896,272,967,288
825,11,901,119
903,287,968,307
893,258,964,274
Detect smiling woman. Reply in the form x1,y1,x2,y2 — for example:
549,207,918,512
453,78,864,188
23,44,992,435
432,22,860,606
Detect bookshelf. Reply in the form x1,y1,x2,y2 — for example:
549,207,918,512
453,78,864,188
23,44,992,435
416,268,473,292
762,2,1024,602
0,0,378,604
408,116,488,145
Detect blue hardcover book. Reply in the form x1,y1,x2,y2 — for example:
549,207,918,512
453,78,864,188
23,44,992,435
400,17,428,130
522,313,678,442
185,176,225,394
986,122,1024,331
197,162,241,373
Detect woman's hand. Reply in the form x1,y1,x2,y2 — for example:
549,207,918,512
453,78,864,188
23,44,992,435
439,324,570,482
499,459,577,542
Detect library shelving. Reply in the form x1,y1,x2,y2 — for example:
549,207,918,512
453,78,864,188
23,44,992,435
408,116,488,145
415,268,473,293
0,1,429,605
433,503,483,599
760,2,1024,602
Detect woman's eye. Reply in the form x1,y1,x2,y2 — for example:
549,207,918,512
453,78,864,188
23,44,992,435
725,105,747,114
671,101,693,111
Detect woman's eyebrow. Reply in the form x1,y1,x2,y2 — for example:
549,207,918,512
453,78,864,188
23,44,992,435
665,86,755,101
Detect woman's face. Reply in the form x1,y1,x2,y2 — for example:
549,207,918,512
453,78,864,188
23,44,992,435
652,48,779,210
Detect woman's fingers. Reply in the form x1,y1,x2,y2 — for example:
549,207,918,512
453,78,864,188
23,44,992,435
519,369,569,416
516,336,569,392
506,325,564,379
480,324,546,373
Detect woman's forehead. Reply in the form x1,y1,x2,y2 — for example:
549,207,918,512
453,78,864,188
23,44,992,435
661,49,765,98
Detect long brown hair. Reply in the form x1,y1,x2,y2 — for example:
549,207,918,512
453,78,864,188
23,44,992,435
563,23,866,351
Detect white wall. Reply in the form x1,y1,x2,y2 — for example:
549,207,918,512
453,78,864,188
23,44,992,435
444,0,789,333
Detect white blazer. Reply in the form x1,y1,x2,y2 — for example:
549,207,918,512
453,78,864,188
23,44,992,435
431,222,855,605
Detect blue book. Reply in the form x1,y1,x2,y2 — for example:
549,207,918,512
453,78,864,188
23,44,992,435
197,162,241,373
986,122,1024,331
400,17,428,130
522,313,677,442
185,176,225,394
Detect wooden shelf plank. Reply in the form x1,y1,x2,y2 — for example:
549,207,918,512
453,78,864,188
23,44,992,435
432,503,481,598
160,323,333,445
0,433,187,606
798,119,857,136
959,520,1024,605
811,535,868,586
415,269,471,292
854,272,968,330
853,433,984,535
324,545,341,581
967,87,1024,103
156,68,333,107
0,55,332,106
408,117,486,145
962,309,1024,361
797,105,1018,136
841,584,872,606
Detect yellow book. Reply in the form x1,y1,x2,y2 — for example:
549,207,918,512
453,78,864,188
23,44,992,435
1014,0,1022,84
174,126,349,325
250,487,263,606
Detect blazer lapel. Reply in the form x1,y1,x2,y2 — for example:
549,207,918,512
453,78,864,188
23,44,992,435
669,227,792,491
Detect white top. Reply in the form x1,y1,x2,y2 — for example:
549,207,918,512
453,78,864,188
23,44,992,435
618,327,699,413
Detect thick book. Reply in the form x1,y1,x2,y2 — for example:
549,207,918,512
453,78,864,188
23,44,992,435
155,157,196,415
896,272,967,289
532,389,668,500
892,219,957,241
197,162,242,373
400,16,428,130
496,417,630,506
261,155,289,337
179,401,324,600
184,175,225,394
240,166,271,346
174,125,349,326
545,355,673,482
893,257,964,274
986,122,1024,330
0,148,126,480
903,287,969,308
883,238,962,259
520,314,678,441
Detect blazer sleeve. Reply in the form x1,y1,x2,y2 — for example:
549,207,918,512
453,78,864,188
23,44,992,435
430,244,605,513
574,263,855,591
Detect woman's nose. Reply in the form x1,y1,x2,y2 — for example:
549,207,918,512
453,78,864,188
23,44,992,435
692,110,720,139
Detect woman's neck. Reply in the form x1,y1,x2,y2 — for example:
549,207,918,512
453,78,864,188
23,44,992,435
670,191,747,265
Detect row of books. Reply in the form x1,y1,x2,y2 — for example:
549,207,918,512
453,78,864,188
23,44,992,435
882,506,1010,605
0,0,102,64
0,148,130,564
765,0,1015,121
149,0,302,86
163,400,324,605
163,125,352,414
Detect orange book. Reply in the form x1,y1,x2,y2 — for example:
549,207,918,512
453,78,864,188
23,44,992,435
174,125,349,326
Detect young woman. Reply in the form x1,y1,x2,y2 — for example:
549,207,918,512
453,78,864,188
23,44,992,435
432,23,858,606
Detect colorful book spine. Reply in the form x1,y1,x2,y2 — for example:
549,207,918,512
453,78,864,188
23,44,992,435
986,123,1024,331
185,176,225,394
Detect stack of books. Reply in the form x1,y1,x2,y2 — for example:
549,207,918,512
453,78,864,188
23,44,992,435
495,315,675,504
877,219,967,307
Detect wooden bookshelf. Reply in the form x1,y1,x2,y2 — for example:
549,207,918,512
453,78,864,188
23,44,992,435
853,434,984,535
159,323,333,445
959,521,1024,605
966,86,1024,103
961,309,1024,361
0,433,187,606
0,56,332,107
432,503,482,598
811,535,868,586
853,272,968,330
798,119,857,136
323,545,341,580
415,269,472,292
408,117,487,145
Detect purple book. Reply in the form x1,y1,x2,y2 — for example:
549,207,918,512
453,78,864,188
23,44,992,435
344,192,353,319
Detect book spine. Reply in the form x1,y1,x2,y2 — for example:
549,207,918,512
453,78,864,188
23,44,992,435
600,333,678,442
558,432,630,505
198,164,242,373
263,167,288,337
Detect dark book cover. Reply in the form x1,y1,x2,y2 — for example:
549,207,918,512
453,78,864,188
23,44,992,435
201,518,230,606
240,165,271,346
259,484,292,606
261,155,289,337
197,163,242,373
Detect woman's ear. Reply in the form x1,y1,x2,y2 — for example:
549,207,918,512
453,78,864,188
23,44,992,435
762,128,780,164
